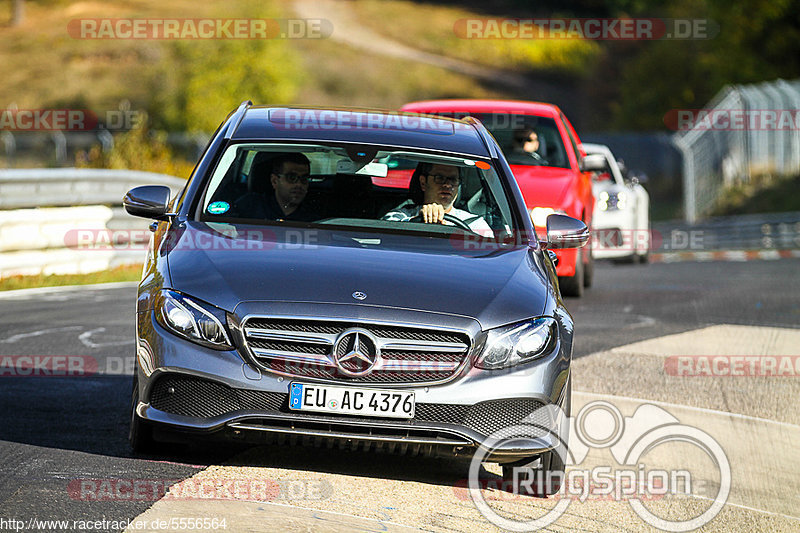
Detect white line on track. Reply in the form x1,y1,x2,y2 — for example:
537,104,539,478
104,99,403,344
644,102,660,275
0,325,84,343
575,390,800,430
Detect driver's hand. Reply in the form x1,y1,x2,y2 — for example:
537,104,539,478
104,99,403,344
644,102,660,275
420,203,445,224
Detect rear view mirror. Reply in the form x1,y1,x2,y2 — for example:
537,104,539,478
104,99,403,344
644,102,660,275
123,185,173,220
545,214,590,249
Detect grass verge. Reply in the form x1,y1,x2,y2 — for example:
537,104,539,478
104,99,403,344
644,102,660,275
0,264,142,292
713,174,800,216
350,0,600,75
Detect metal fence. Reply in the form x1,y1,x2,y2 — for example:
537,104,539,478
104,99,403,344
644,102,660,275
653,211,800,252
673,78,800,223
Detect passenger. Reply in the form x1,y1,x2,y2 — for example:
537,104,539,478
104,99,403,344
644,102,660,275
383,163,492,233
235,153,318,222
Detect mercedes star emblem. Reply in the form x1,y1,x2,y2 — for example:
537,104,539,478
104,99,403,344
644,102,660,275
333,329,378,376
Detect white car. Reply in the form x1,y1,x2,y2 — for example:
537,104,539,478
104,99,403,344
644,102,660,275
582,143,650,263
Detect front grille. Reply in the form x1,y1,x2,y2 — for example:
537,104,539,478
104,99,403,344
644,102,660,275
150,375,285,417
241,317,471,385
149,375,550,438
465,399,551,438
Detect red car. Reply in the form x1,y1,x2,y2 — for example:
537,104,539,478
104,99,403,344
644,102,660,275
400,100,595,296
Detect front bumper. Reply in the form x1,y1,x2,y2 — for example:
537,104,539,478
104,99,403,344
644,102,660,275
592,209,642,259
135,306,572,462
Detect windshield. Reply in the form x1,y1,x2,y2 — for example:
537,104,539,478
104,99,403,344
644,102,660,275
196,143,518,242
435,113,570,169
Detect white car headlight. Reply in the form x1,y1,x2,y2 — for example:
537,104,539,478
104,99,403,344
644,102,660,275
475,317,557,370
598,190,626,211
156,290,233,350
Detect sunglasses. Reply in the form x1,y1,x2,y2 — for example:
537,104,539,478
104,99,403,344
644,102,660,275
275,172,310,185
428,174,461,186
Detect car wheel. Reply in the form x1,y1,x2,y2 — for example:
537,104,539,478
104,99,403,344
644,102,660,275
559,249,584,297
583,248,594,288
129,376,156,454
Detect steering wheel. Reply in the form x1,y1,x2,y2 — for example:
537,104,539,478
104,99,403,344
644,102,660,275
408,213,475,232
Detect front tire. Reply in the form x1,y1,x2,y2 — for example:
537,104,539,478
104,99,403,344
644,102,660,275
129,376,156,454
583,248,594,288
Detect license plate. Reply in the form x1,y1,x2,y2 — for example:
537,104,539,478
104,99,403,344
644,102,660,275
289,382,415,419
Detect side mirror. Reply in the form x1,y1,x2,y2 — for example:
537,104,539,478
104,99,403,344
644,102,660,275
123,185,174,220
579,154,607,172
545,214,590,249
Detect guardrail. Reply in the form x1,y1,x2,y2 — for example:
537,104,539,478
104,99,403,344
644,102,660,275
652,211,800,252
0,168,186,209
0,169,186,278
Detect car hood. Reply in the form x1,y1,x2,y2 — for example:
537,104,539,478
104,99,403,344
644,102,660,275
510,165,575,208
165,222,550,330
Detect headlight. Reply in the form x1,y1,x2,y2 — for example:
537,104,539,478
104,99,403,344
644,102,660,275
598,191,609,211
475,317,557,370
598,191,625,211
617,191,627,209
530,207,566,227
155,290,233,350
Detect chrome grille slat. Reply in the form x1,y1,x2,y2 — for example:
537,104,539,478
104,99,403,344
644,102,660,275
241,316,472,385
245,328,337,345
379,340,468,353
378,360,458,372
250,349,335,366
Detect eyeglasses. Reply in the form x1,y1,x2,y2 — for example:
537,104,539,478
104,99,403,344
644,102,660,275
428,174,461,186
275,172,310,185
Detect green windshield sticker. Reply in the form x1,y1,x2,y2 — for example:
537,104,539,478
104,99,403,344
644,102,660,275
207,201,230,215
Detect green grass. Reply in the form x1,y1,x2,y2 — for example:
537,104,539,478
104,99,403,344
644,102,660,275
288,31,510,109
0,0,520,138
0,264,142,292
351,0,600,75
712,174,800,216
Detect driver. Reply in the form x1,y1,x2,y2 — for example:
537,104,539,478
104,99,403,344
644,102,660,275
513,128,547,164
382,163,491,233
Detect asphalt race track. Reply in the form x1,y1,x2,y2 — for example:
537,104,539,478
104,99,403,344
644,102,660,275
1,259,798,532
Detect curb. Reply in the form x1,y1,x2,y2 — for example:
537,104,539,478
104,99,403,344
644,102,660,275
0,280,138,299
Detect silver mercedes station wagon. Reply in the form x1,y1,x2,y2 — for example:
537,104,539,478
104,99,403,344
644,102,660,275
124,103,589,494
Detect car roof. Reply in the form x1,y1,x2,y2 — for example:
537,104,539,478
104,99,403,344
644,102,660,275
232,105,492,157
401,99,562,118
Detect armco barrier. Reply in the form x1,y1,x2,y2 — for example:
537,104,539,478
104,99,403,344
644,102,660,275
652,211,800,252
0,169,185,278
